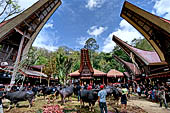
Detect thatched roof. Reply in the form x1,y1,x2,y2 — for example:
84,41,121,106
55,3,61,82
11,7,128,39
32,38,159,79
69,68,106,77
107,69,124,78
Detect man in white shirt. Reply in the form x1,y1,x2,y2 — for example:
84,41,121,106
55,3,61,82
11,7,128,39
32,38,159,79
98,85,107,113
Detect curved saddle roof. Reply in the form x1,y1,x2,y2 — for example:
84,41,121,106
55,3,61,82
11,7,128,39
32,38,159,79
112,35,167,65
113,54,141,76
0,0,61,61
121,1,170,64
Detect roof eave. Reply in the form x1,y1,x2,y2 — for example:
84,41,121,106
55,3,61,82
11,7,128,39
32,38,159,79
120,1,168,62
112,35,150,65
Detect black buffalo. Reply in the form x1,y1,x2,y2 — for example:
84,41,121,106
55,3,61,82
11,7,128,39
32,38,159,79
59,85,74,104
4,90,35,110
80,89,99,112
37,86,59,99
105,86,121,105
105,86,114,97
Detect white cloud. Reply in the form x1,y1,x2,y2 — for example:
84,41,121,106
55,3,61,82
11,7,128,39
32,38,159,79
85,0,105,10
102,0,170,53
76,36,89,46
102,32,115,53
152,0,170,19
18,0,57,51
0,0,58,51
44,23,53,29
102,20,143,53
33,21,59,51
44,20,54,29
87,26,107,37
17,0,39,11
33,29,59,51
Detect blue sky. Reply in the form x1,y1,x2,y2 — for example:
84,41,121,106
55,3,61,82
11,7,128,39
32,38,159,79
2,0,170,52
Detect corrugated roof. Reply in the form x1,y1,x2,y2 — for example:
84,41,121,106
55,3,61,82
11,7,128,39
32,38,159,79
131,47,161,63
107,69,124,77
113,54,141,75
123,72,130,77
20,69,48,78
120,1,170,64
113,35,165,65
69,68,106,77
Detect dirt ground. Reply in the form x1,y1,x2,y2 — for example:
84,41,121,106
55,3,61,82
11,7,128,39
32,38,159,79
128,96,170,113
1,95,170,113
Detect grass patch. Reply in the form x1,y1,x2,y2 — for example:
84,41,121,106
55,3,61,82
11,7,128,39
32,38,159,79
2,95,147,113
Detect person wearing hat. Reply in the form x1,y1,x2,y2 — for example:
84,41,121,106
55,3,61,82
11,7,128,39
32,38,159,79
87,85,92,90
98,84,107,113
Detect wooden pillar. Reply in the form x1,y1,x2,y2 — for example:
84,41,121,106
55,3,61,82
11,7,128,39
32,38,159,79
103,77,104,84
10,31,26,87
90,79,93,84
40,67,43,84
80,80,82,86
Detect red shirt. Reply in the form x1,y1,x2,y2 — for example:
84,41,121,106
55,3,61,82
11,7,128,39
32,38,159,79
87,86,92,90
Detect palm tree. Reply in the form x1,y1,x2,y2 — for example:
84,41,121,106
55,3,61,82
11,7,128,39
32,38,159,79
55,53,73,84
43,55,57,86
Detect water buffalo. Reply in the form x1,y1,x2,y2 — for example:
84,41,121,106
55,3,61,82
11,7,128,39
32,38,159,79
111,87,122,105
103,86,121,105
37,86,59,99
80,89,99,112
105,86,114,97
3,90,35,110
59,85,74,104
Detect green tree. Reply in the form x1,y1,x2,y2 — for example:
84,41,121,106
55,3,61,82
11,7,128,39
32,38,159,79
69,50,80,72
84,38,99,66
0,0,21,22
55,52,73,84
84,38,99,51
43,54,57,86
131,38,154,51
10,47,41,88
112,45,131,62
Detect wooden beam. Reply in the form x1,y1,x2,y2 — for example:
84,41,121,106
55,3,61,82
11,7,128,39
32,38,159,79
2,45,9,61
14,28,31,39
24,21,32,28
4,48,14,61
22,0,61,59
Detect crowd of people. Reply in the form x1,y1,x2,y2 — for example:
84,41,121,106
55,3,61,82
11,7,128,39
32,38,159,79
0,81,169,113
128,81,170,109
74,81,170,113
